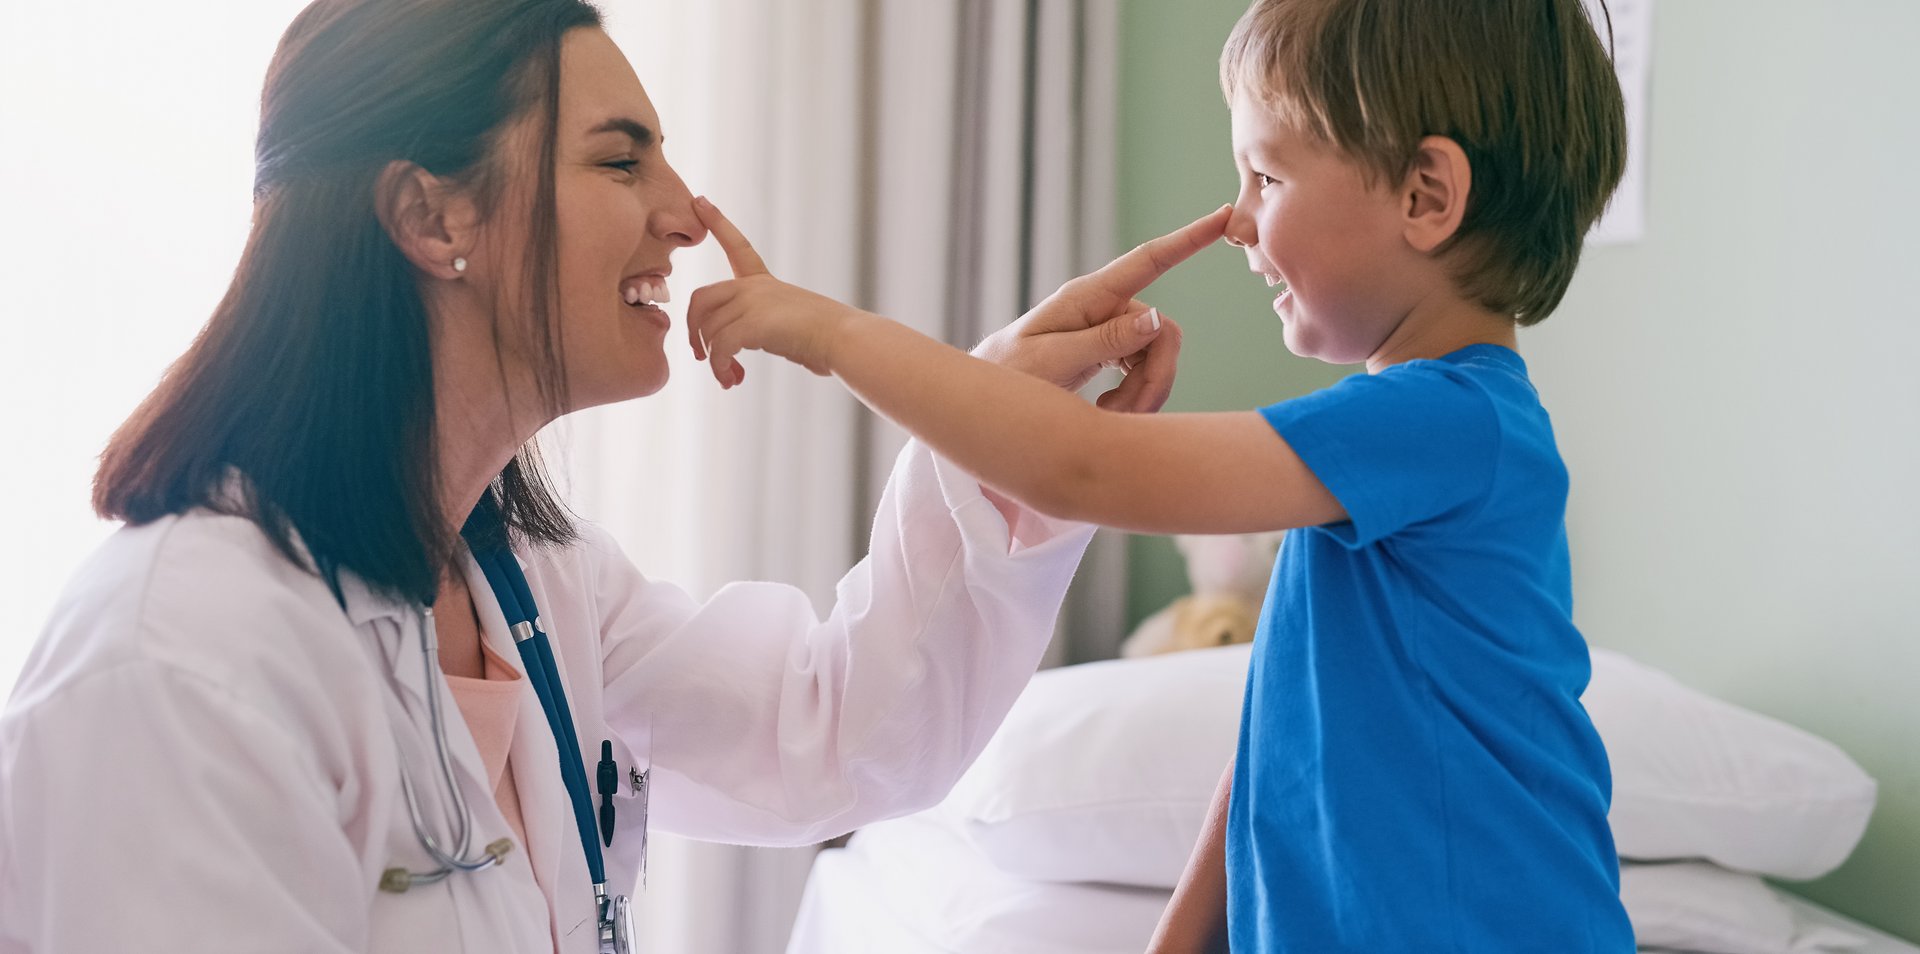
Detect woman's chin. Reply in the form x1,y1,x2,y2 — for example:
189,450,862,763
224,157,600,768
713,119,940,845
626,362,670,400
567,361,670,411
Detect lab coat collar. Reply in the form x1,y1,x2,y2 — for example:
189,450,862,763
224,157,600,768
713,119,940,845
336,544,533,670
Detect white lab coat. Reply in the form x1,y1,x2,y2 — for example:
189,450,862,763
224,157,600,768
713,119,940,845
0,442,1094,953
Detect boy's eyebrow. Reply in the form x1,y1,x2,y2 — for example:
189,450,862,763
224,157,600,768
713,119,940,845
586,117,660,148
1236,144,1280,165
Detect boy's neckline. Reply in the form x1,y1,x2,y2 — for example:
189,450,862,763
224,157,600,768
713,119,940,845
1391,342,1525,373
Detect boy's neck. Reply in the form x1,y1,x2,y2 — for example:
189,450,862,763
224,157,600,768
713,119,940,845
1365,291,1518,374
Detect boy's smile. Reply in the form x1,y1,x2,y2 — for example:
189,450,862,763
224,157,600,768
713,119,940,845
1224,91,1422,366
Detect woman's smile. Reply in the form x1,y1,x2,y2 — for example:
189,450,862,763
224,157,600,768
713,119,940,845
621,273,672,328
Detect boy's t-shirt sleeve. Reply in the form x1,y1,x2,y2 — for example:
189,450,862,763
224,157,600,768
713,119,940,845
1260,364,1500,549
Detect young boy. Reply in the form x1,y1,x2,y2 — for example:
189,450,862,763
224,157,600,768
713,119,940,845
683,0,1632,948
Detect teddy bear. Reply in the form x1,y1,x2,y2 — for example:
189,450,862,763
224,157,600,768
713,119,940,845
1119,531,1285,658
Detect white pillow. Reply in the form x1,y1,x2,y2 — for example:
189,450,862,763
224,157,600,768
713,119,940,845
937,643,1876,889
937,644,1250,887
1585,649,1877,880
1620,861,1864,954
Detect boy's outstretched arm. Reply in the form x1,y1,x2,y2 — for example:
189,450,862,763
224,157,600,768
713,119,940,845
1149,756,1234,954
685,198,1345,536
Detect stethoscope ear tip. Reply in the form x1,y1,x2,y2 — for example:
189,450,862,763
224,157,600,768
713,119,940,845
485,838,515,863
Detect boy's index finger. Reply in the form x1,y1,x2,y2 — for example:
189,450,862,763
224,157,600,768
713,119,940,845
694,196,769,277
1093,204,1234,299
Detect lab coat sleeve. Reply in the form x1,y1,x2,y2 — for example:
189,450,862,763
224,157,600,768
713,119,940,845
592,441,1096,847
0,661,367,953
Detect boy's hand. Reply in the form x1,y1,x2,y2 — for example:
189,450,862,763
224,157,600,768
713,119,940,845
685,196,866,388
973,204,1232,413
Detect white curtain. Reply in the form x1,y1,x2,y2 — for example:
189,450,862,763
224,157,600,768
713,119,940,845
559,1,1120,951
0,1,317,690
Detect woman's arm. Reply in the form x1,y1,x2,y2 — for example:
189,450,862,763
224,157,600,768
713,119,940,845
685,200,1345,536
1148,756,1235,954
586,441,1098,847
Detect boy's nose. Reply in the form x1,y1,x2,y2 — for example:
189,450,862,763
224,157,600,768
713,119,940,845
1223,201,1257,248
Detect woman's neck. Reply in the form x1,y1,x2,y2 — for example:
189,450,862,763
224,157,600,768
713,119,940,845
428,296,554,539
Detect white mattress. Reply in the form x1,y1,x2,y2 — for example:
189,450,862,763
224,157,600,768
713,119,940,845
785,811,1169,954
1780,896,1920,954
785,814,1919,954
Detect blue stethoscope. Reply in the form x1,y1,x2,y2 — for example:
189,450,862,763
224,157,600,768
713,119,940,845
357,511,643,954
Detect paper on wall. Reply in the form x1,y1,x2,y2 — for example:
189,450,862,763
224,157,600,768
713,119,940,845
1586,0,1653,246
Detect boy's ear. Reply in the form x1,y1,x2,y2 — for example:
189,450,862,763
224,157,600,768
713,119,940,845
1400,135,1472,254
374,160,479,280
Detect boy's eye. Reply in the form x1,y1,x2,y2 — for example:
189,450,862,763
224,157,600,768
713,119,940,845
1254,172,1278,189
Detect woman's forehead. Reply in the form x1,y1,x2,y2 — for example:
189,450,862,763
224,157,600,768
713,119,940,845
559,28,660,141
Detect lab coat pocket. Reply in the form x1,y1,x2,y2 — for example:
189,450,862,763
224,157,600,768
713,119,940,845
598,729,654,895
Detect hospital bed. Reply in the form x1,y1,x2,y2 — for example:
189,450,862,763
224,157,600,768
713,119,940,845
785,644,1907,954
788,820,1918,953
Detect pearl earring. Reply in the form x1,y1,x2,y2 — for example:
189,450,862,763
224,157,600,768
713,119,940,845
452,257,467,274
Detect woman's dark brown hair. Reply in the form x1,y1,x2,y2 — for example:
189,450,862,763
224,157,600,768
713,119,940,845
94,0,604,604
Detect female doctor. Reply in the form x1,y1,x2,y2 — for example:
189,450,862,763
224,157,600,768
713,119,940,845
0,0,1218,951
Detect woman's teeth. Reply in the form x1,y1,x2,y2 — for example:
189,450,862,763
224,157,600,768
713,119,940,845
622,277,670,306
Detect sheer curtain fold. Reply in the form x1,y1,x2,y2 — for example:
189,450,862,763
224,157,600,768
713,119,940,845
565,3,1118,950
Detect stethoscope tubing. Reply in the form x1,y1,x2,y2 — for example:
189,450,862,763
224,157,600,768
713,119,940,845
473,545,609,887
392,606,505,880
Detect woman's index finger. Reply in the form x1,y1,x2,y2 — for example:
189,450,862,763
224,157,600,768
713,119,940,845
1091,204,1233,299
694,196,769,277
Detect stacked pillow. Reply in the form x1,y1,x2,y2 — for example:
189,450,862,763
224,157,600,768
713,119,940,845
919,643,1878,952
1619,861,1869,954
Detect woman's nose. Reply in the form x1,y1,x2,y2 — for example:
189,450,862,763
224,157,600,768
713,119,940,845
651,165,708,248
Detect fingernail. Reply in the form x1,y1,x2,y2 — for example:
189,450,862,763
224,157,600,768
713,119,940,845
1135,308,1161,334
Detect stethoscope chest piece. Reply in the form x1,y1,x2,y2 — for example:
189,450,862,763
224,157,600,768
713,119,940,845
601,892,635,954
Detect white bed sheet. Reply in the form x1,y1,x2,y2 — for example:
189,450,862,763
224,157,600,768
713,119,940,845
1780,896,1919,954
785,816,1920,954
785,811,1168,954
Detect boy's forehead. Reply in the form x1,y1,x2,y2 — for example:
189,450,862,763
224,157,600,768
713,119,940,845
1229,90,1301,155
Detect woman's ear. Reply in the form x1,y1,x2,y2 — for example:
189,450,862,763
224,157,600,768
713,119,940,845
1401,135,1472,254
374,160,478,279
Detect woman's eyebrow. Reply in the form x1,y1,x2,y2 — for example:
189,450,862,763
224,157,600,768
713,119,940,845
586,117,659,148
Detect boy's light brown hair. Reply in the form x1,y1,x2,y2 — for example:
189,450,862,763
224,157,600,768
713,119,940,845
1221,0,1626,325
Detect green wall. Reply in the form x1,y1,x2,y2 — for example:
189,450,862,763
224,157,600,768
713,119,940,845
1116,0,1920,941
1115,0,1350,627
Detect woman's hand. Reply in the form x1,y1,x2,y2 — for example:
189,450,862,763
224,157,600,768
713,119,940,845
974,204,1232,413
684,196,867,388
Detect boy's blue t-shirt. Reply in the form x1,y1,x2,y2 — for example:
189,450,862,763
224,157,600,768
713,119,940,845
1227,344,1632,953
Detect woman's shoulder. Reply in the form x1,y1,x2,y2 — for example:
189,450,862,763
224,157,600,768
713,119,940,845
520,518,639,587
16,510,352,711
89,509,336,618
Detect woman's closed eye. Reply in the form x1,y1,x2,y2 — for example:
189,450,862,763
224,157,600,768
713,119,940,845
603,158,640,178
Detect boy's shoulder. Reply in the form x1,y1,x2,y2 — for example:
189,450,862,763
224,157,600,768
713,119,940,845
1260,346,1561,547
